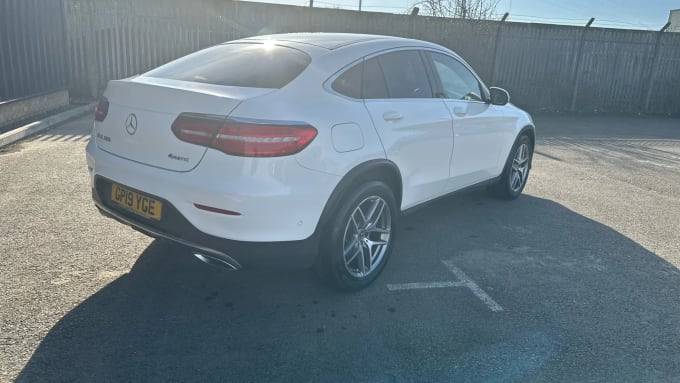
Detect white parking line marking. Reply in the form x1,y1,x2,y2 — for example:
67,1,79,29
387,281,466,291
442,260,504,312
386,260,504,312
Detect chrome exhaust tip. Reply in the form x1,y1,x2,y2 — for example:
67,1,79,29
193,252,242,271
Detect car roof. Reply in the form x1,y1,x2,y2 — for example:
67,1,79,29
236,33,461,77
242,33,415,50
239,33,455,62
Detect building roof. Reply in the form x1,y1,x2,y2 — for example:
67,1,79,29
669,9,680,32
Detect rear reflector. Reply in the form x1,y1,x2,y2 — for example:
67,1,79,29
171,113,317,157
94,98,109,122
194,203,241,216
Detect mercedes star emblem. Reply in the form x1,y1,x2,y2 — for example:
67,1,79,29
125,113,138,135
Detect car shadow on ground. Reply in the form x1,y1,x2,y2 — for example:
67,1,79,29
15,192,680,382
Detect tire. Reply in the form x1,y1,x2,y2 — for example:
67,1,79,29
315,181,398,291
489,134,533,200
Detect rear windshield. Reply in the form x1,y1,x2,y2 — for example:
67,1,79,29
144,43,311,89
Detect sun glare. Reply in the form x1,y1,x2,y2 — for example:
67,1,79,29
262,39,276,50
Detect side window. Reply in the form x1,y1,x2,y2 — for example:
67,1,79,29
362,57,389,99
377,50,433,99
332,62,362,99
429,52,483,102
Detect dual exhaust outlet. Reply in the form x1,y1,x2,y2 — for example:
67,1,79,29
94,202,244,271
193,252,242,271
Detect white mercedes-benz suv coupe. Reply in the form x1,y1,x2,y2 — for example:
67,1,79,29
86,33,535,291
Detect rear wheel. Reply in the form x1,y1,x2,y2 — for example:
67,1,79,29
489,134,533,200
315,181,397,291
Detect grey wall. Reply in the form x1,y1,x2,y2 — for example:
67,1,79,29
6,0,680,114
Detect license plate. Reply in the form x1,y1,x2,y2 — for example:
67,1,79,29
110,183,163,220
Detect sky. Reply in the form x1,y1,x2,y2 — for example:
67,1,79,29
250,0,680,30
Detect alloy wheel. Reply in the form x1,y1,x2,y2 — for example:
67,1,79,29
342,196,392,278
510,143,530,192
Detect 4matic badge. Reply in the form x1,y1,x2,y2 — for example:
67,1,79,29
168,153,190,162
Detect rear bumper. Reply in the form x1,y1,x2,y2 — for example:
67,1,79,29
92,181,320,268
86,135,335,268
85,139,340,242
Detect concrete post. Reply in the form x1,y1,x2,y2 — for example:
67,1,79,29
570,18,595,112
489,12,509,86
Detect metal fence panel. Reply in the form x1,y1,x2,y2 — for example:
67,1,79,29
576,29,654,113
647,32,680,114
2,0,679,114
0,0,69,101
491,23,580,112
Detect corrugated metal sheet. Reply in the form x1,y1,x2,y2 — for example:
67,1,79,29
647,32,680,114
63,0,248,97
576,29,654,113
0,0,69,101
493,23,581,111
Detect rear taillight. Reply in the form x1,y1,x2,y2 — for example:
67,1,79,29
171,113,317,157
94,98,109,122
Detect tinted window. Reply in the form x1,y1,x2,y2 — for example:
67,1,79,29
429,52,482,101
332,62,362,99
377,51,433,99
362,58,389,99
145,43,311,89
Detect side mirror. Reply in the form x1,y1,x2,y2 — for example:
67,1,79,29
489,87,510,106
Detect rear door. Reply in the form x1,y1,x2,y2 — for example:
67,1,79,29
425,51,514,190
362,50,453,209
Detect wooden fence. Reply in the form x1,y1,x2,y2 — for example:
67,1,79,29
2,0,680,114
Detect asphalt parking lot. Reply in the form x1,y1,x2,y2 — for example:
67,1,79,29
1,114,679,382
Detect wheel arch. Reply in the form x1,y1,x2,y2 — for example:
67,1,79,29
518,124,536,168
314,159,403,237
519,124,536,148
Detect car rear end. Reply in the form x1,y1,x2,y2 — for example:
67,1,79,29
85,41,342,267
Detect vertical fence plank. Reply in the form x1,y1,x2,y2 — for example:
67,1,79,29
45,0,60,90
60,0,73,91
112,2,121,80
133,2,142,76
92,3,101,94
100,14,109,91
54,0,66,88
0,1,8,98
644,31,666,113
32,0,45,94
141,12,149,72
16,0,31,94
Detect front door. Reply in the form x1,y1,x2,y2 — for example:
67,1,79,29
362,50,453,210
426,51,512,191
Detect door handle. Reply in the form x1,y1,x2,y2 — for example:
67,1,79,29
453,106,467,117
382,111,403,122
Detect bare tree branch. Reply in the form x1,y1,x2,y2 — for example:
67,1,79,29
413,0,500,20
